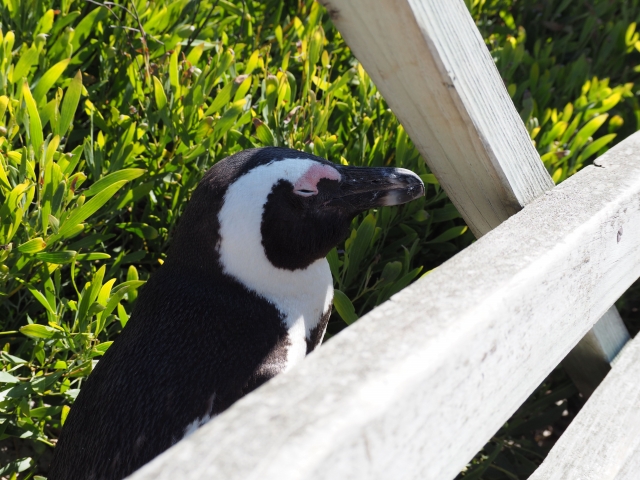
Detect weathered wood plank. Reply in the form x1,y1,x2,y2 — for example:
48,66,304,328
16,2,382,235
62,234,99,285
319,0,628,396
561,306,630,397
128,134,640,480
320,0,553,236
530,332,640,480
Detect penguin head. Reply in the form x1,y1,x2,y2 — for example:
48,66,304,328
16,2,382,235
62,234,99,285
170,147,424,273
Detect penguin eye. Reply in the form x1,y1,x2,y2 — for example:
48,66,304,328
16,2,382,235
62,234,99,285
294,189,317,197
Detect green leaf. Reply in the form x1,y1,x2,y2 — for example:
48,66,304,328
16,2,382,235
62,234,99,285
540,121,568,148
0,155,10,190
169,48,181,95
0,371,19,384
428,226,468,243
571,114,609,151
213,99,245,140
12,46,39,83
111,280,145,296
153,76,168,110
218,0,243,16
97,286,130,333
90,341,113,357
83,169,145,197
213,49,235,82
245,50,260,75
71,6,108,52
0,352,27,365
20,324,57,339
97,279,117,306
22,83,44,154
31,371,63,393
308,26,324,68
30,405,63,419
264,75,278,114
76,252,111,261
186,43,204,65
253,118,276,146
61,405,71,426
35,251,77,264
345,213,376,285
379,261,403,288
17,237,46,253
57,70,83,137
33,59,70,104
380,267,423,302
3,381,33,399
577,133,616,164
75,286,92,327
35,9,55,35
327,68,355,94
56,180,128,238
333,289,358,325
326,247,340,280
28,288,56,315
205,82,234,115
0,457,33,475
40,97,59,130
413,210,429,222
117,222,158,240
431,204,461,222
117,303,129,327
419,173,439,185
89,266,106,306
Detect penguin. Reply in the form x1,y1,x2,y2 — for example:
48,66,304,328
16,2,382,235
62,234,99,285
47,147,424,480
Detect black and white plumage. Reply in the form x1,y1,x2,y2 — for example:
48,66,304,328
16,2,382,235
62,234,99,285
47,147,424,480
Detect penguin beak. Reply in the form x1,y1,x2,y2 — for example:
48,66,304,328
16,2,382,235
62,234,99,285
328,165,425,211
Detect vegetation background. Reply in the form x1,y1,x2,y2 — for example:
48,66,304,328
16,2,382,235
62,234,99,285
0,0,638,478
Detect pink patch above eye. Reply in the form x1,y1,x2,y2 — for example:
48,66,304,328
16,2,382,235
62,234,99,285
293,164,341,195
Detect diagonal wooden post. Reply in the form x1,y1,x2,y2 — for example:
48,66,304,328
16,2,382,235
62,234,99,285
319,0,629,396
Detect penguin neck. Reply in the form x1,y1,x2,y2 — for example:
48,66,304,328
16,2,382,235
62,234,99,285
217,220,334,336
216,163,334,354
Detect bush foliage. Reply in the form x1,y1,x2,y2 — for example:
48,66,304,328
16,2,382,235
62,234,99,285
0,0,638,478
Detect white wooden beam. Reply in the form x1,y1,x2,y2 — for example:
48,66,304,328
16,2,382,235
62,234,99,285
319,0,628,398
530,332,640,480
321,0,553,236
561,306,630,397
128,134,640,480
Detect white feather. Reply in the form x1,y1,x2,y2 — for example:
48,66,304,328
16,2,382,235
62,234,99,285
180,394,217,441
182,413,212,439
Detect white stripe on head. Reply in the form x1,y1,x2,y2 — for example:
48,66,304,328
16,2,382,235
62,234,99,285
217,158,335,370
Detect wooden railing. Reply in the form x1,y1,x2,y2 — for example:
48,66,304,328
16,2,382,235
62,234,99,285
128,0,639,478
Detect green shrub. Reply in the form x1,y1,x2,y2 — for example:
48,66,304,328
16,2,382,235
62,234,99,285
471,0,640,183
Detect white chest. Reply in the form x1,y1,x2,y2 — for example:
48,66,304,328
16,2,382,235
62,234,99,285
265,259,334,370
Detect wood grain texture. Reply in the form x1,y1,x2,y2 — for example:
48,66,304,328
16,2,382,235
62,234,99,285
531,332,640,480
561,306,630,397
128,134,640,480
320,0,554,237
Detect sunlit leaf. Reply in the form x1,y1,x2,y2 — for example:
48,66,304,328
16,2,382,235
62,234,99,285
333,289,358,325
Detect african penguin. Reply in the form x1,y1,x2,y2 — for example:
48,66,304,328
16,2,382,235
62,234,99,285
48,147,424,480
